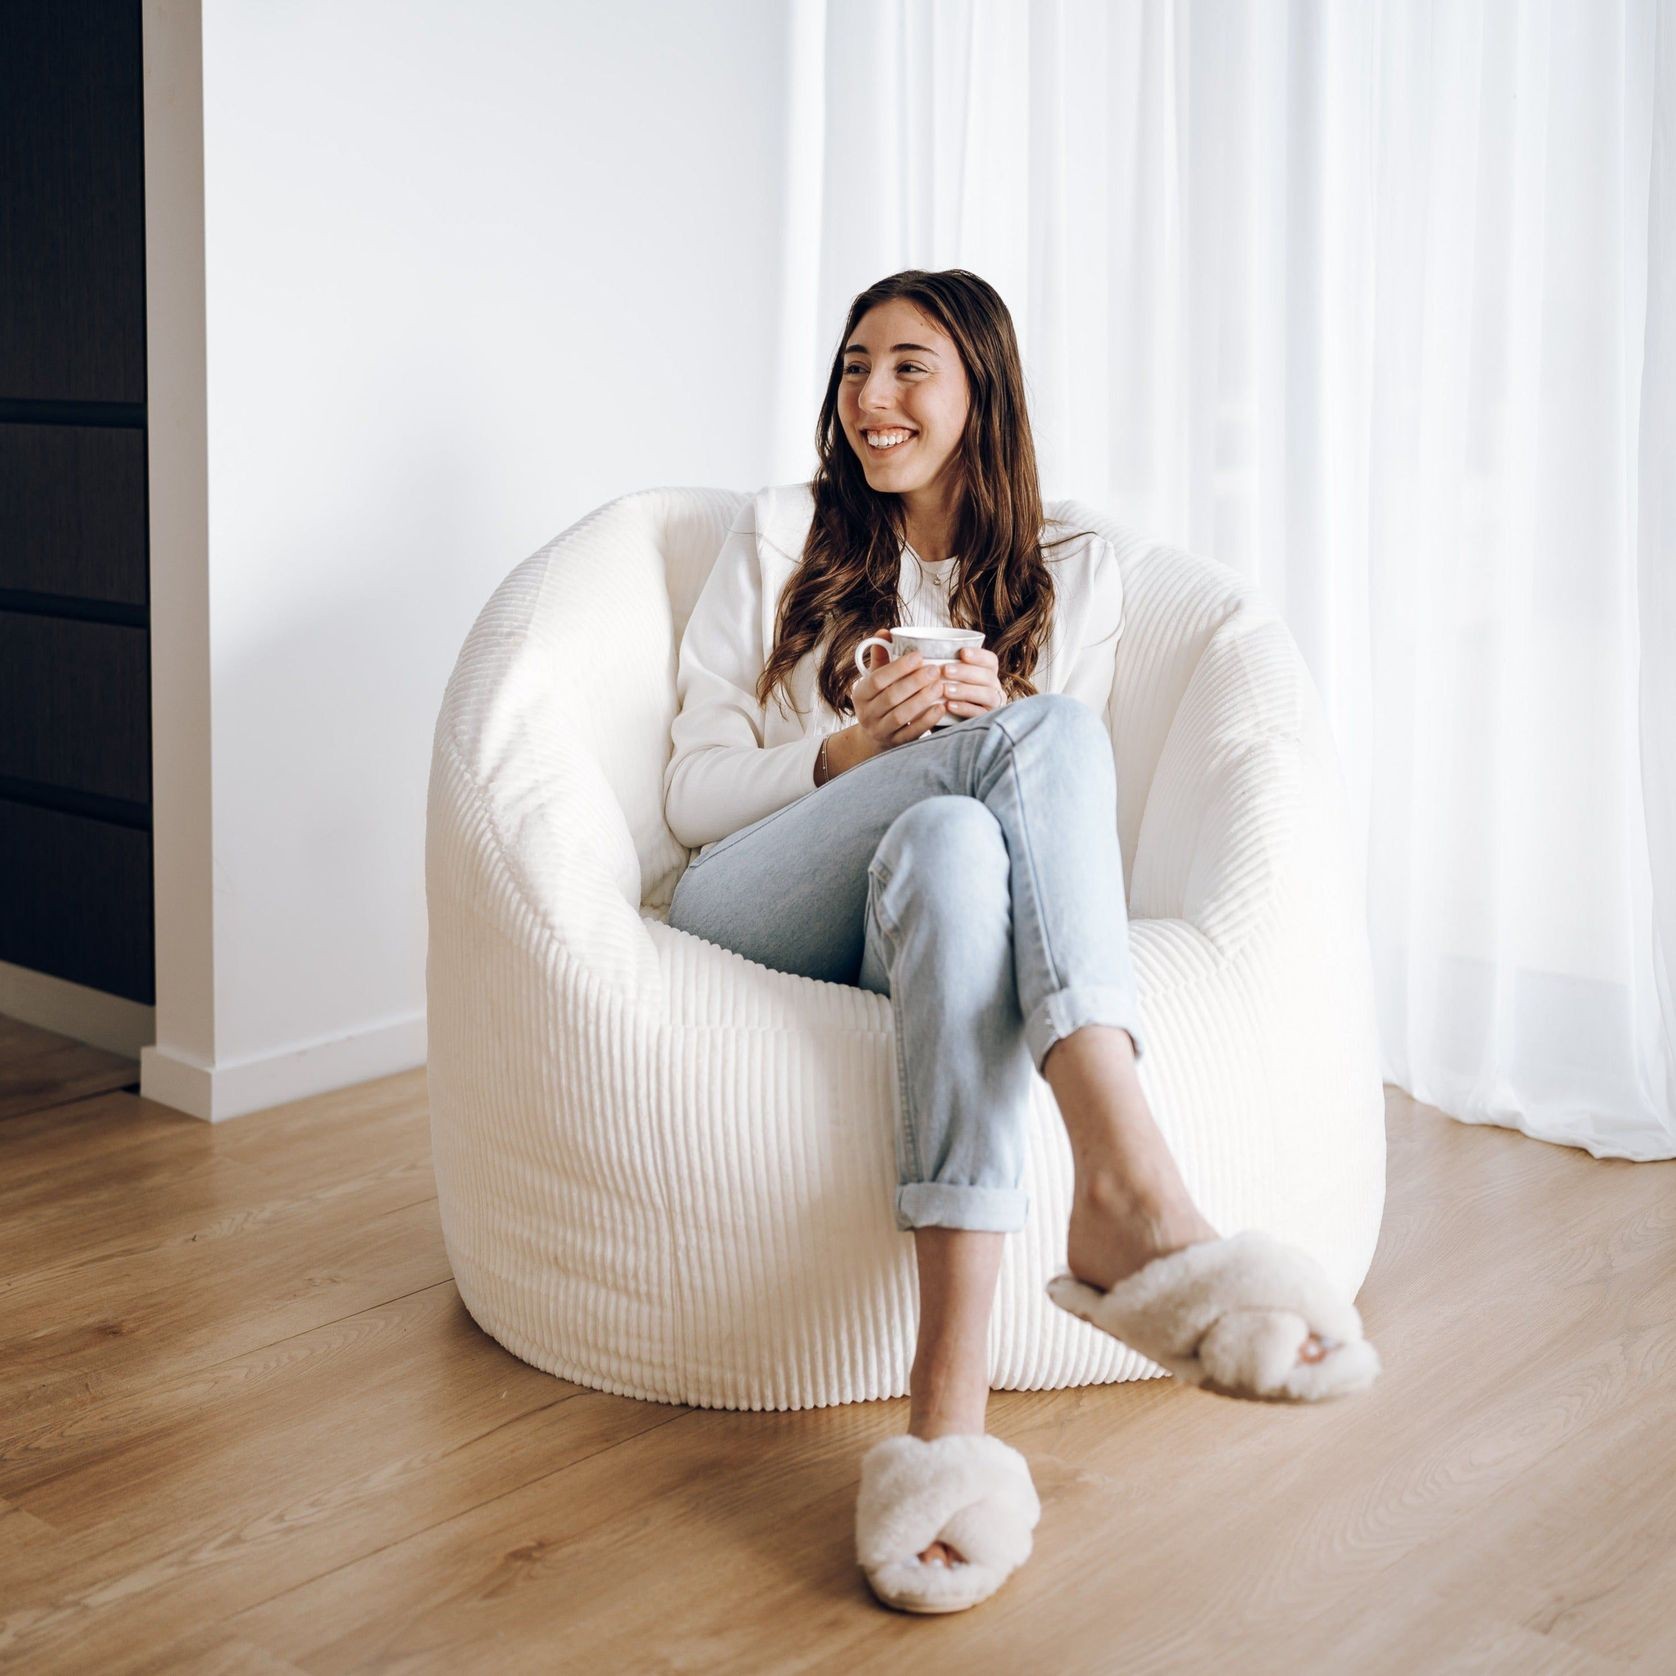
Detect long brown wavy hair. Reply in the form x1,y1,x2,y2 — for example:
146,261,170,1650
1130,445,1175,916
754,269,1101,722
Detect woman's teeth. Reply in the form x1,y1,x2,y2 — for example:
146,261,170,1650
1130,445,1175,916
865,431,915,450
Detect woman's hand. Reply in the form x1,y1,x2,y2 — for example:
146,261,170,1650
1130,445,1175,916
852,633,1004,749
852,633,949,748
939,645,1004,718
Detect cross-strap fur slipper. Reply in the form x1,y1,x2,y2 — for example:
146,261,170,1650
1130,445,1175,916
1046,1229,1382,1401
854,1432,1041,1614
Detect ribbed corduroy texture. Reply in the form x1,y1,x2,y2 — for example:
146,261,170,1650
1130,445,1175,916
424,485,1387,1411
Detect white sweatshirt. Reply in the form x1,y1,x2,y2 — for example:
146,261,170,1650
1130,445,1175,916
663,480,1124,851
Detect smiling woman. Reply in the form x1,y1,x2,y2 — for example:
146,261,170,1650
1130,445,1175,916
658,266,1381,1617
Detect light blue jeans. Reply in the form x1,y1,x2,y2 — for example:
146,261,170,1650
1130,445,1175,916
666,691,1145,1235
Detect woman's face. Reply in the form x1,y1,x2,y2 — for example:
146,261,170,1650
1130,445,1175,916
838,300,970,496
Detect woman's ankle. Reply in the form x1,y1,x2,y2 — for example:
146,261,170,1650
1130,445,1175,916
907,1362,990,1438
1073,1162,1205,1233
907,1403,989,1440
1070,1168,1218,1275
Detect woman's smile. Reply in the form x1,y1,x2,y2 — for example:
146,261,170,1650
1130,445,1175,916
863,429,918,456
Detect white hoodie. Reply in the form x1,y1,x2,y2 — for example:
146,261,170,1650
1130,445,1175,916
663,481,1124,851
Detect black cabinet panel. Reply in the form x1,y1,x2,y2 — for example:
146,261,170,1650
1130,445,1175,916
0,800,153,1003
0,0,146,403
0,613,150,803
0,423,148,606
0,0,152,1007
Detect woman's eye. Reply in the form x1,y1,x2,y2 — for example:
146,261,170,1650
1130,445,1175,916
843,363,925,375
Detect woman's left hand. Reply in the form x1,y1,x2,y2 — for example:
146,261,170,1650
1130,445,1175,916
939,646,1005,717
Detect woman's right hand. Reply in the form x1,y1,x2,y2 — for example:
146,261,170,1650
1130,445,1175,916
852,631,950,749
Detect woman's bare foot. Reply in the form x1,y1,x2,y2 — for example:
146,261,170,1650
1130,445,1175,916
1043,1027,1337,1371
1066,1176,1335,1367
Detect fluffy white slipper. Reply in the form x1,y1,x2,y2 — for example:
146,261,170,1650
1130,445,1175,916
854,1433,1041,1614
1046,1229,1382,1401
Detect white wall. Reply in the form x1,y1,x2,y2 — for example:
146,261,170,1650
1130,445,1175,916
141,0,797,1118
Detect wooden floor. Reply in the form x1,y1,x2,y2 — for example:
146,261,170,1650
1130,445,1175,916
2,1015,1673,1675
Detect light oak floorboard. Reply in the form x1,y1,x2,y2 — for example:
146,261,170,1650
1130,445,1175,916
0,1038,1669,1675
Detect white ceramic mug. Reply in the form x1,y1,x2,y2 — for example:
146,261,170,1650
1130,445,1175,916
854,626,987,729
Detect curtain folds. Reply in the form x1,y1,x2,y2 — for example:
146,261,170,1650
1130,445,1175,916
771,0,1675,1161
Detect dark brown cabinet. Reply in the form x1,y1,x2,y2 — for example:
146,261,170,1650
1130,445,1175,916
0,0,154,1004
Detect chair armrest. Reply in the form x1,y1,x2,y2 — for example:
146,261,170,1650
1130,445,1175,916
427,542,662,1005
1132,605,1358,965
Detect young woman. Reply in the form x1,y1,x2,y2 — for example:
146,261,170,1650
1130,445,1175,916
664,270,1380,1616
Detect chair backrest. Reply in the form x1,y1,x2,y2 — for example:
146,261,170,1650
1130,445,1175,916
440,485,1266,917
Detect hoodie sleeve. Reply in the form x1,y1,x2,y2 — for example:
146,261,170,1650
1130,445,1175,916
1057,537,1125,720
662,506,828,851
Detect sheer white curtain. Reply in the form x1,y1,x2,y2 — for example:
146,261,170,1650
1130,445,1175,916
768,0,1676,1161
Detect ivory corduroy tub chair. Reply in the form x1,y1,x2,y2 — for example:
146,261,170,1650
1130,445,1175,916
424,484,1387,1412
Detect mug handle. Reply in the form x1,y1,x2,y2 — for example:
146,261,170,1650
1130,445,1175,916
854,635,894,678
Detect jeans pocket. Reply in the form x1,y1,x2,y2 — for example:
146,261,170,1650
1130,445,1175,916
865,858,902,941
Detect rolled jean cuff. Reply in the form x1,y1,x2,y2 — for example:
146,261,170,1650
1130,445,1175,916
1023,985,1145,1074
895,1182,1030,1234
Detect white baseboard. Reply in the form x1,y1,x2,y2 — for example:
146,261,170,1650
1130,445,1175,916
139,1011,428,1123
0,959,154,1062
0,960,428,1122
